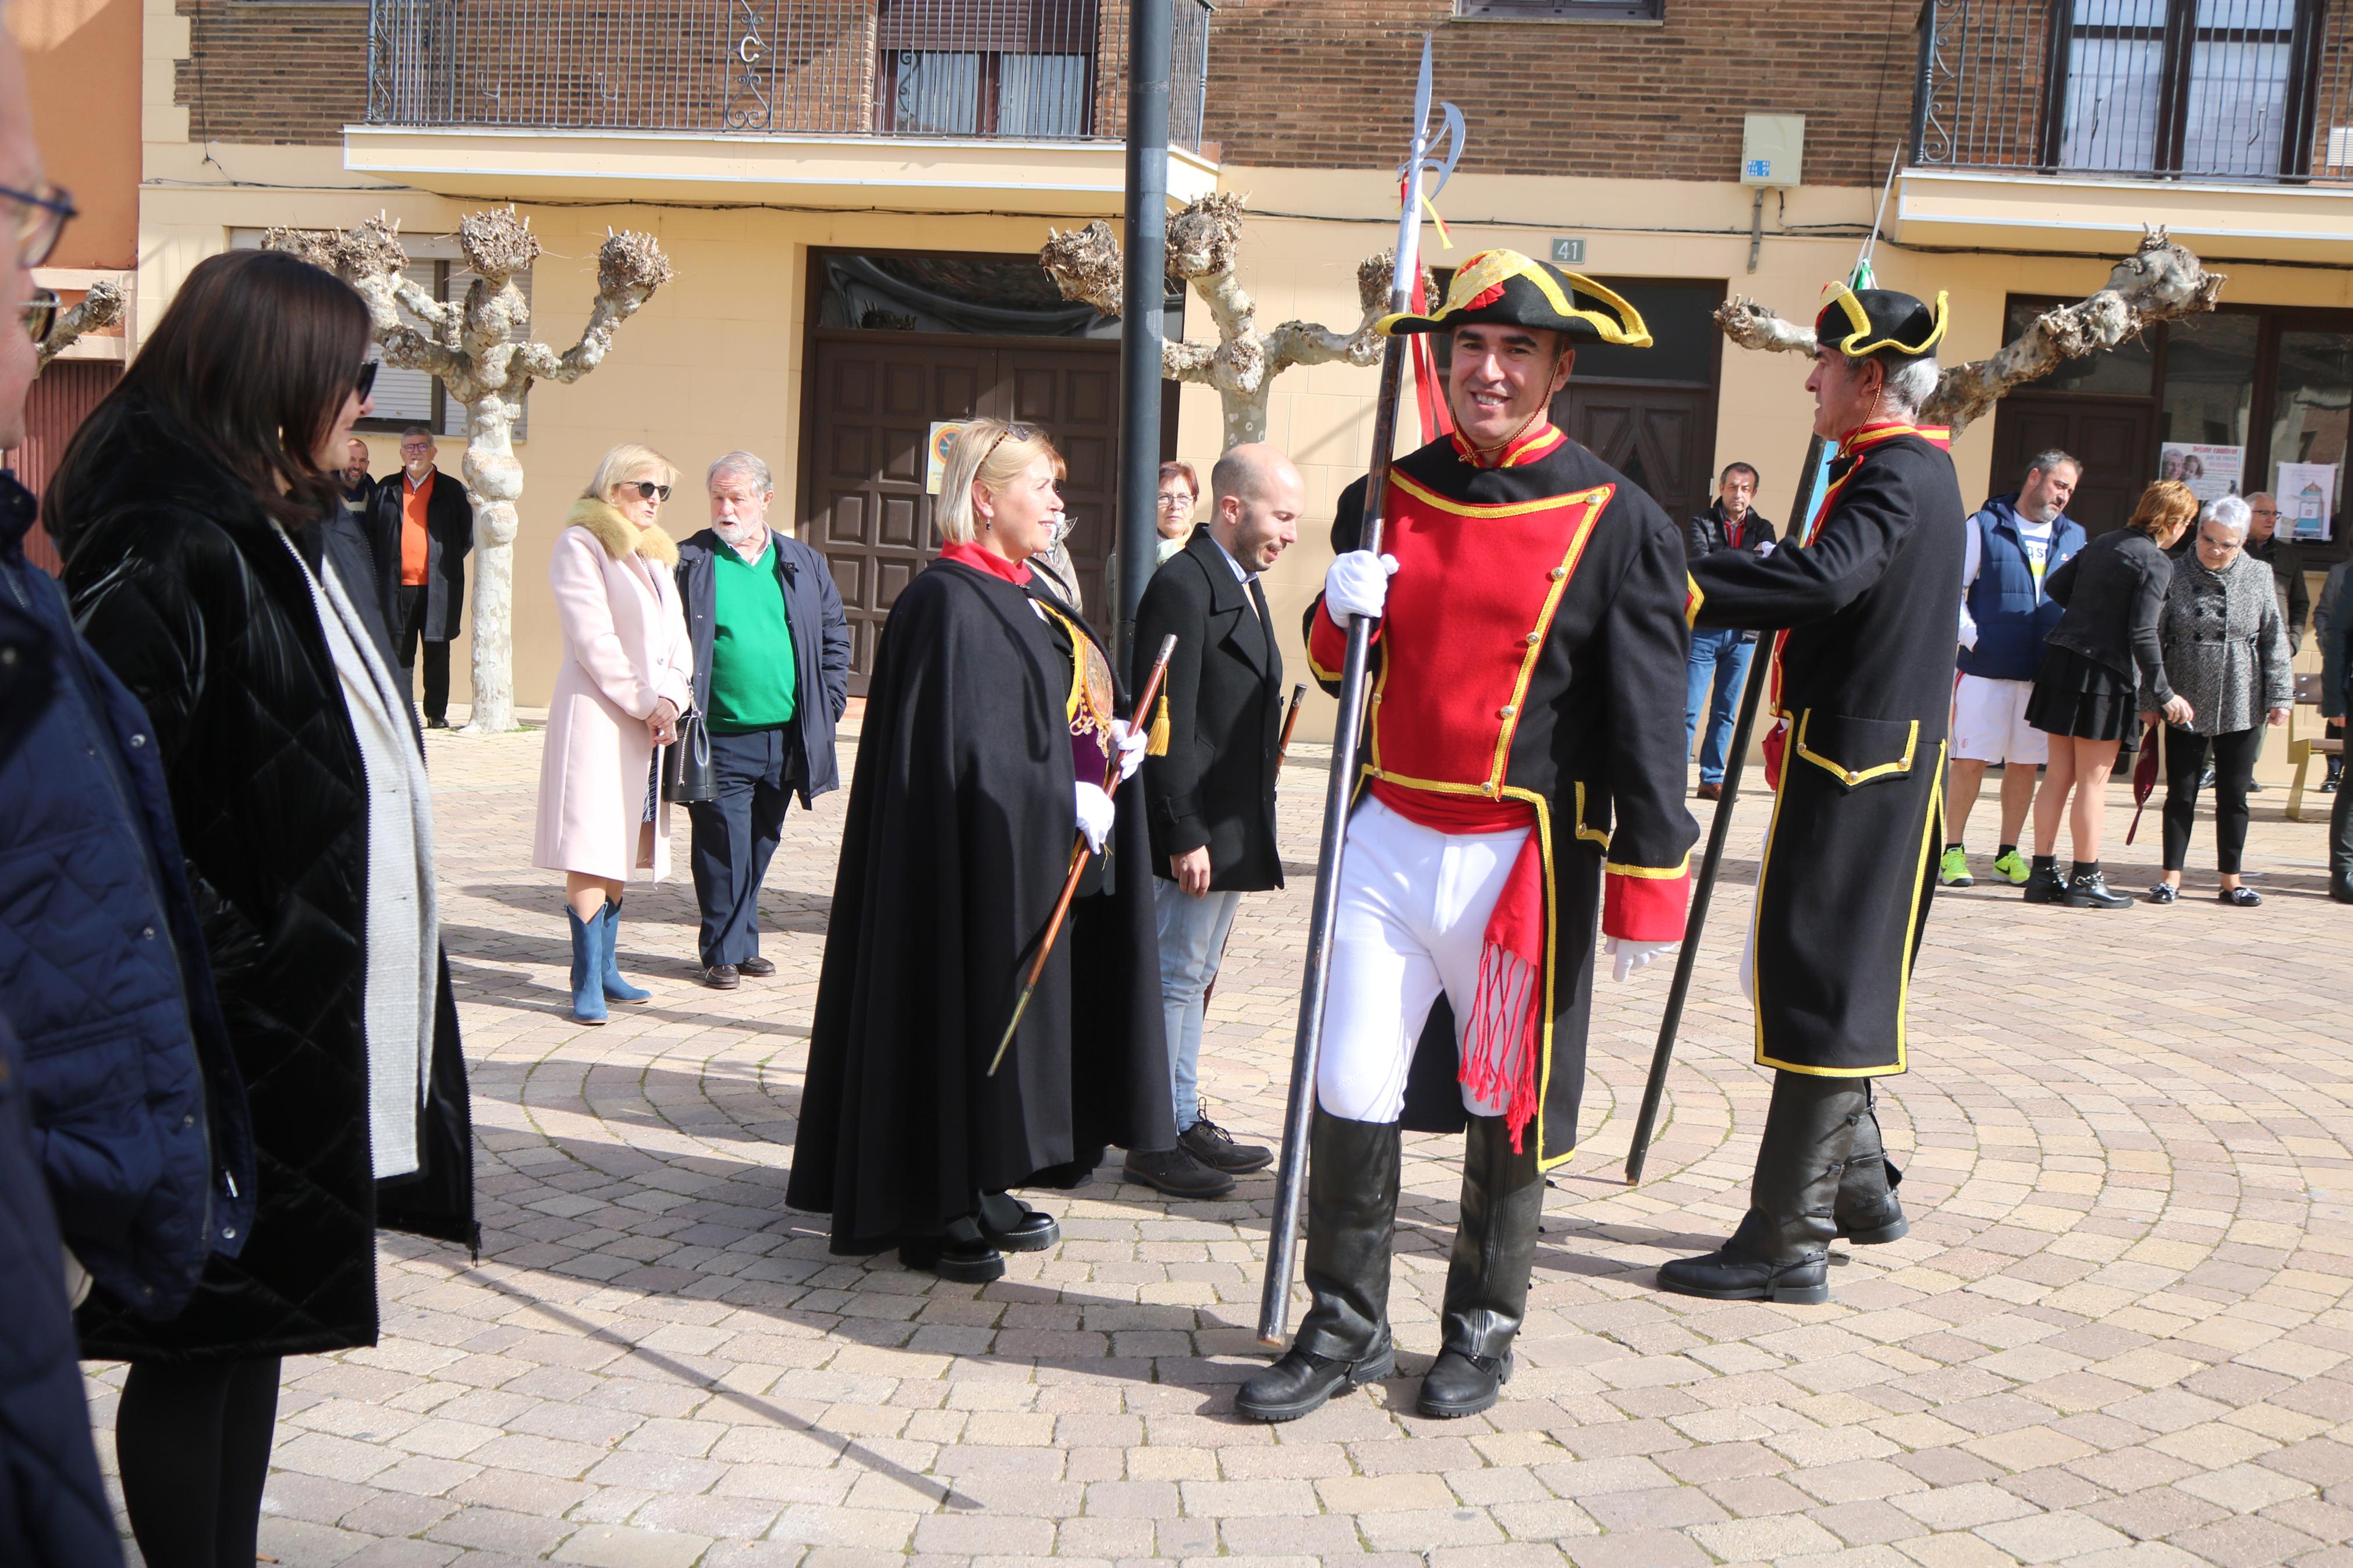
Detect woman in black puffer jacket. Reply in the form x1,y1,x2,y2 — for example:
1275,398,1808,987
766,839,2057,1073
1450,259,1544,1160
2023,479,2198,910
44,249,475,1568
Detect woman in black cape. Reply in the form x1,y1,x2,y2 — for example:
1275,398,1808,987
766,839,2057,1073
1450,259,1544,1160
786,419,1176,1282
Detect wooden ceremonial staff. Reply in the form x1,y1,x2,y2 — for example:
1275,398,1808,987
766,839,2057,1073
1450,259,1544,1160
1621,436,1826,1185
1257,35,1464,1348
1202,682,1307,1009
988,633,1179,1078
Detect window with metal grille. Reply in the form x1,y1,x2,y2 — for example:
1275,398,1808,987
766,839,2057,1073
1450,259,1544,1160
872,0,1102,137
2054,0,2325,179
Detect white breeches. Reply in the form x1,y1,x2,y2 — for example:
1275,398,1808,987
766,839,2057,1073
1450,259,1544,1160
1318,795,1534,1125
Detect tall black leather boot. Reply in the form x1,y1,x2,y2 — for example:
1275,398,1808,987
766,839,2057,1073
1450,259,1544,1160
1419,1114,1544,1418
1833,1084,1907,1245
2331,778,2353,904
1235,1114,1399,1422
1658,1072,1864,1304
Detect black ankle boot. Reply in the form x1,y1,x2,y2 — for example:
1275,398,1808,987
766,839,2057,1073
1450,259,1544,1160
2021,861,2066,905
1833,1087,1907,1245
2064,869,2132,909
1660,1072,1862,1306
2331,787,2353,902
1418,1114,1542,1418
1237,1113,1400,1423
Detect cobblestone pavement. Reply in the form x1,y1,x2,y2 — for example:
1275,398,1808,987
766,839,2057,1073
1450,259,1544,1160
88,723,2353,1568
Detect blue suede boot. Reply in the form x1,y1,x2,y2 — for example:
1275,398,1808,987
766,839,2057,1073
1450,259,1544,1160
601,898,652,1005
567,904,608,1025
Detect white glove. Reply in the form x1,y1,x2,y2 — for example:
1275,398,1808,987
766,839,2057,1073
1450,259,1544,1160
1108,719,1147,783
1607,937,1677,983
1754,540,1777,557
1324,550,1399,623
1074,781,1115,853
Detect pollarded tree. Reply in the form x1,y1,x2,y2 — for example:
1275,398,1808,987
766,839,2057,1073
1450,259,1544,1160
1039,192,1424,449
33,279,125,371
1716,229,2224,438
265,208,673,734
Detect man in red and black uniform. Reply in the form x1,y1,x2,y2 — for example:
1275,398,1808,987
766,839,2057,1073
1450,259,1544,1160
1237,251,1698,1424
1662,283,1967,1306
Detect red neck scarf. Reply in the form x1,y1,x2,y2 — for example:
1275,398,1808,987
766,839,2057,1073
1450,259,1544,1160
938,541,1033,585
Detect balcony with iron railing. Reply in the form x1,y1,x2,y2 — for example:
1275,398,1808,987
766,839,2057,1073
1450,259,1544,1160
1898,1,2353,258
349,0,1219,212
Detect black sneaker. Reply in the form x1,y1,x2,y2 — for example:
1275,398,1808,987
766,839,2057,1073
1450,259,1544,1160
2021,865,2067,905
1179,1118,1273,1175
1121,1146,1237,1199
2064,872,2132,910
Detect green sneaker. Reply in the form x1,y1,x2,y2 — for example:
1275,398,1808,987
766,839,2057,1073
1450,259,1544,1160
1991,848,2031,885
1937,846,1973,888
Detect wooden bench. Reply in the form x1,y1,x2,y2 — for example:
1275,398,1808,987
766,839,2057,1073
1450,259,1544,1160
2286,671,2341,822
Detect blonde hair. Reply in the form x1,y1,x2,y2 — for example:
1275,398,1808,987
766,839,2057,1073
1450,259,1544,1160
935,419,1059,546
583,442,677,505
2128,479,2199,541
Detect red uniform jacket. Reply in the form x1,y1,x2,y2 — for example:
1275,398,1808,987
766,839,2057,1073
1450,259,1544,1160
1306,425,1698,1168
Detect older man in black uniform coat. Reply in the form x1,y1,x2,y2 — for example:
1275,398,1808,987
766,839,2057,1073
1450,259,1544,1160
1663,284,1968,1306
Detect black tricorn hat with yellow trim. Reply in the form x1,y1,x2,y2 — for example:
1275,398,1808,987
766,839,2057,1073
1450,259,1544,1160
1815,282,1948,358
1376,249,1651,347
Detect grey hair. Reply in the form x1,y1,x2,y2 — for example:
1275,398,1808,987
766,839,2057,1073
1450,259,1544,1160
708,450,773,493
1880,354,1942,415
2026,447,2081,482
2200,493,2252,543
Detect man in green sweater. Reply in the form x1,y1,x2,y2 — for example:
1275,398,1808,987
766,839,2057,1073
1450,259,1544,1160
676,451,853,988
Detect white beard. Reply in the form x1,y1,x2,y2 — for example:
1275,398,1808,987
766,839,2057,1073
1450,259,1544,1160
715,517,767,552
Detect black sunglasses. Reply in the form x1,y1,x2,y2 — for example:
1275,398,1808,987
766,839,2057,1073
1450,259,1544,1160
354,360,380,401
626,480,673,503
1,180,76,271
23,288,56,346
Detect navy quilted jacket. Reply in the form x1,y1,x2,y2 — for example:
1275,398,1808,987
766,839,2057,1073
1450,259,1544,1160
0,472,255,1318
0,579,123,1568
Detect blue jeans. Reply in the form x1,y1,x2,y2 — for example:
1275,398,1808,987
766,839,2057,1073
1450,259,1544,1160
1685,628,1754,785
1152,879,1243,1134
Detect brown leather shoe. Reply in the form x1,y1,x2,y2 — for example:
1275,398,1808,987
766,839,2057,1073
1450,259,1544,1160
700,963,740,989
1696,782,1722,801
736,955,776,977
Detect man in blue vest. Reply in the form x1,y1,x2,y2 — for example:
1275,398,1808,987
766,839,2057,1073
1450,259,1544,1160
1941,450,2085,887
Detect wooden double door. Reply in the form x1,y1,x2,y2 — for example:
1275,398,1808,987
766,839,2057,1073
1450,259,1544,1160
1553,378,1719,529
805,328,1119,691
1986,392,2157,539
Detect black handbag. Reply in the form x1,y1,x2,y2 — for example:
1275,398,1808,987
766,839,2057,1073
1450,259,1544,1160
661,708,715,804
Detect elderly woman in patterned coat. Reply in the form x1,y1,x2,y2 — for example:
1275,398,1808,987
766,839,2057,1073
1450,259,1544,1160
2143,495,2293,907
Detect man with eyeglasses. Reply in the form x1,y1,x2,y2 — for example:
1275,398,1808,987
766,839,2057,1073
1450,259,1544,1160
365,424,474,728
0,23,171,1566
2245,492,2310,655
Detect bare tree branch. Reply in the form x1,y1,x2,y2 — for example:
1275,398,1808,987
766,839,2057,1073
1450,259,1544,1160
34,278,125,369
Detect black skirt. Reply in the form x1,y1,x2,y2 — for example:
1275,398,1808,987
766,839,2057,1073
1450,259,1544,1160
2026,645,2138,742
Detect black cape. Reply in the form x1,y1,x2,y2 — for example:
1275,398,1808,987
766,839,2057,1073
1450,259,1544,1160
785,558,1175,1252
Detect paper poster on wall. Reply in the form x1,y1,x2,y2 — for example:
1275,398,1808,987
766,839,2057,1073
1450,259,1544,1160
924,421,967,497
2159,442,2244,502
2276,462,2338,542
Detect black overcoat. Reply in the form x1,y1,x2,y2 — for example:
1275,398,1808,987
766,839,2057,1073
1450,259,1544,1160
366,467,474,642
51,401,476,1361
1689,425,1967,1076
785,558,1176,1252
1133,527,1286,891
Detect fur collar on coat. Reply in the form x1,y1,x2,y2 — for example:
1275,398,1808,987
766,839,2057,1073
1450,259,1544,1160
569,497,679,567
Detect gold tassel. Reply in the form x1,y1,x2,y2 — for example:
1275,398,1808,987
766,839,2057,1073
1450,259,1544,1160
1147,694,1170,756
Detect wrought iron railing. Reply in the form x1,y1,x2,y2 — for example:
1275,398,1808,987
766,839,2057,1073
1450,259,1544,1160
365,0,1213,152
1911,0,2353,183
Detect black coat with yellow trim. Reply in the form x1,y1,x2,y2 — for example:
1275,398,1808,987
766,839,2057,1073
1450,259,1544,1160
1307,431,1698,1167
1688,428,1967,1076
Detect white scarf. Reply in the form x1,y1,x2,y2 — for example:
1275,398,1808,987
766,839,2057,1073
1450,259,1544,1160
279,529,441,1179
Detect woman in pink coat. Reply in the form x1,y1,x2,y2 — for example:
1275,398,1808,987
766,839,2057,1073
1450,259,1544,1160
533,443,695,1022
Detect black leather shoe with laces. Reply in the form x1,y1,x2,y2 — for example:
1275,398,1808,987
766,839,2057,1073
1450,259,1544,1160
736,954,776,977
1234,1342,1394,1423
1121,1146,1236,1199
1417,1348,1513,1418
1179,1118,1272,1174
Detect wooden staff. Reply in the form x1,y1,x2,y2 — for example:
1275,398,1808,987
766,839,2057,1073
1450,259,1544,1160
1202,682,1307,1008
988,633,1179,1077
